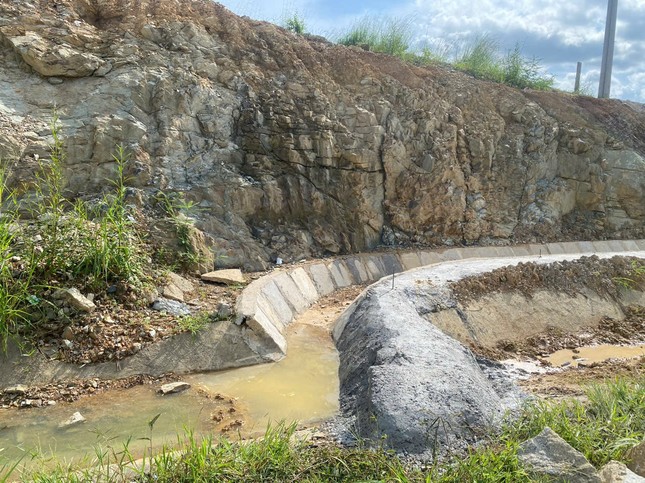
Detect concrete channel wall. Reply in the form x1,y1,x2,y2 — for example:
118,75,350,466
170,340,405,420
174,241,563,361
235,239,645,358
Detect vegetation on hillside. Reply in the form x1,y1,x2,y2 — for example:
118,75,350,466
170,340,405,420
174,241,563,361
332,16,554,91
0,117,150,351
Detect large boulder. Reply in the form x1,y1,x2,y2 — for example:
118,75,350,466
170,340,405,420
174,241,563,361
518,427,601,483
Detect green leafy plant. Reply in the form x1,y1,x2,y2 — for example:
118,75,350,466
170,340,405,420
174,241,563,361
0,162,37,351
0,119,151,350
284,13,306,34
177,311,214,335
154,191,205,271
72,145,145,289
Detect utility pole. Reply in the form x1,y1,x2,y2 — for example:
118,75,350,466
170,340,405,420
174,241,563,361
598,0,618,98
574,62,582,93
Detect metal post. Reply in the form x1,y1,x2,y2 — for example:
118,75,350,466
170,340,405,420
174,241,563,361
598,0,618,98
574,62,582,93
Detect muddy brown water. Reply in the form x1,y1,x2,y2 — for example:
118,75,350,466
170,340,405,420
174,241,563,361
0,322,339,468
544,344,645,367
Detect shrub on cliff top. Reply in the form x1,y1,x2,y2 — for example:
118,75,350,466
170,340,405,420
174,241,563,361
337,16,413,58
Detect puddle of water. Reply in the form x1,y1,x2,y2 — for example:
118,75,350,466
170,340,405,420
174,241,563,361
0,385,224,466
189,323,339,436
0,323,339,469
545,344,645,367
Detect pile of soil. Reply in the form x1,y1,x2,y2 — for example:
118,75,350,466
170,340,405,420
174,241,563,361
24,275,249,365
452,255,645,398
452,255,645,302
518,358,644,397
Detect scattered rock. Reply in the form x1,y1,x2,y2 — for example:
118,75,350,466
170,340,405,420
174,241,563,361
201,269,245,285
162,283,185,302
518,427,601,483
55,288,96,313
627,441,645,477
167,272,195,293
599,461,644,483
58,411,86,428
152,298,191,316
4,385,28,395
158,382,191,395
216,301,233,318
61,326,74,341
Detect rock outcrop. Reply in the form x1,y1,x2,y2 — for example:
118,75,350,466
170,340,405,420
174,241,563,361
1,0,644,270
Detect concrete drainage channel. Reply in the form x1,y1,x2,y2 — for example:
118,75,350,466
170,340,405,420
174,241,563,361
237,239,645,359
235,238,645,458
2,239,643,389
0,239,644,463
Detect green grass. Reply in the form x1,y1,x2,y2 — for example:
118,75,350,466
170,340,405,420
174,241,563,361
334,18,553,91
337,16,414,58
153,191,206,271
176,311,214,334
505,376,644,467
452,36,553,90
8,376,642,482
284,13,306,34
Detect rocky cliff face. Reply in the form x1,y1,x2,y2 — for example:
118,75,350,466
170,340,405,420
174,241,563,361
1,0,644,270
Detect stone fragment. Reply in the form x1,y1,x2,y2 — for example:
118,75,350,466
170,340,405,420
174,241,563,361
58,411,86,428
599,461,644,483
518,427,601,483
8,32,104,77
201,269,245,285
61,326,74,341
162,283,184,302
217,301,232,318
4,385,28,395
627,441,645,477
152,298,191,316
55,288,96,312
167,272,194,293
158,382,191,395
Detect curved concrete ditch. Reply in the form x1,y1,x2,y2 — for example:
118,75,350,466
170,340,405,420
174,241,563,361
0,240,644,466
1,239,644,389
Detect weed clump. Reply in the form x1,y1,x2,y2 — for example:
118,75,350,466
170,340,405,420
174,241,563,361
337,16,413,58
0,116,150,350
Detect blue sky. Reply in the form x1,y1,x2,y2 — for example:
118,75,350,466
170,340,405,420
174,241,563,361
219,0,645,103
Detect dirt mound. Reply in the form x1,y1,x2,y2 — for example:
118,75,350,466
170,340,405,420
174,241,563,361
452,255,645,302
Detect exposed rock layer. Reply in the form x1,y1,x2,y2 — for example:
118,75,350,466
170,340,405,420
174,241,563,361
1,0,645,269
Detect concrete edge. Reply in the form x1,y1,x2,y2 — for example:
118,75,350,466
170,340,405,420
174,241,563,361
235,239,645,357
